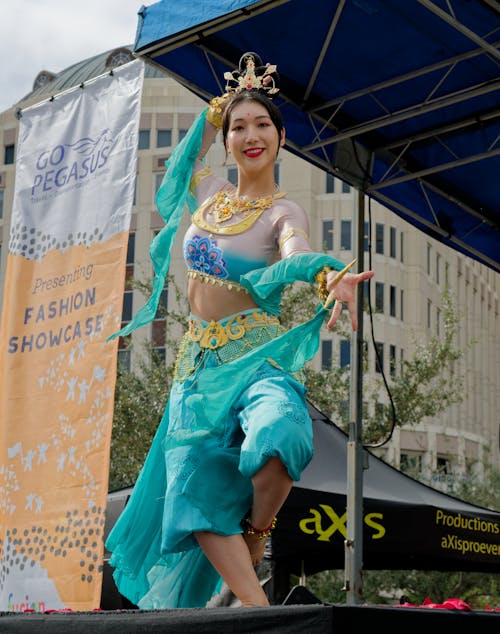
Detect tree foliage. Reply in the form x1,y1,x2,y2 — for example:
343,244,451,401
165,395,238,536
109,275,187,490
281,283,467,446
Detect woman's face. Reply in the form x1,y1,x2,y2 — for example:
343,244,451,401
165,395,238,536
225,100,284,174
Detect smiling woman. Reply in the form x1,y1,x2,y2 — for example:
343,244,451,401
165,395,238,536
105,51,374,610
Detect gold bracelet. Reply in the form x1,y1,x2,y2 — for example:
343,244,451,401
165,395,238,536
315,266,332,303
206,94,227,129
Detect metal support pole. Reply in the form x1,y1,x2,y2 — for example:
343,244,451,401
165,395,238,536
344,189,365,604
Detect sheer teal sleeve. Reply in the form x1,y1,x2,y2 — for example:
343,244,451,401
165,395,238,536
107,108,208,341
239,252,346,315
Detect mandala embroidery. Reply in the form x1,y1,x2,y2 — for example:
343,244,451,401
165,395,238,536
184,235,228,278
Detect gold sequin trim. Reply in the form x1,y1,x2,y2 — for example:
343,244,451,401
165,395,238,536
188,311,280,350
278,227,310,252
189,166,212,193
187,269,249,294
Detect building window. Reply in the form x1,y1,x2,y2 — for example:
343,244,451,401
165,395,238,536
321,340,332,369
274,162,280,186
122,291,133,322
341,181,351,193
340,219,351,250
0,190,4,219
400,452,422,474
375,223,384,254
375,282,384,312
436,253,440,284
151,320,166,361
4,144,14,165
155,172,165,194
33,70,56,90
322,220,334,251
326,173,335,193
400,231,404,262
436,456,451,475
127,232,135,265
390,227,396,258
227,166,238,185
427,299,432,329
152,346,166,365
375,341,384,374
390,285,396,317
157,129,172,148
154,287,169,320
400,289,404,321
178,129,188,143
340,339,350,368
427,243,431,275
363,280,370,310
122,232,135,323
118,336,131,373
436,307,441,336
106,48,134,68
138,129,150,150
390,344,396,377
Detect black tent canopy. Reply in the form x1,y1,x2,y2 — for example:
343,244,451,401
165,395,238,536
271,404,500,575
104,404,500,578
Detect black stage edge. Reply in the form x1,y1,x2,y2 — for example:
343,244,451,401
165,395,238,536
1,604,498,633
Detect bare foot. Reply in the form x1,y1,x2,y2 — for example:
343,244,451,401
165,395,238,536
242,532,266,566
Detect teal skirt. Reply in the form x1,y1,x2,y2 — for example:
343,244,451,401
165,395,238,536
106,309,313,608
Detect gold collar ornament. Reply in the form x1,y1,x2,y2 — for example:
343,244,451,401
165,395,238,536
193,189,286,235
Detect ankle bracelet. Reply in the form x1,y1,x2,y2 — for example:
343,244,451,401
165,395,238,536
242,516,277,540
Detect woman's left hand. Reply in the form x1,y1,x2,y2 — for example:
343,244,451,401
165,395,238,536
326,269,374,331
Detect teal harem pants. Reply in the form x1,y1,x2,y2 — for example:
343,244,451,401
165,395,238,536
106,309,313,608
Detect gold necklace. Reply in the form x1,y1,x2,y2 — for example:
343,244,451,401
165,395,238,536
193,190,286,235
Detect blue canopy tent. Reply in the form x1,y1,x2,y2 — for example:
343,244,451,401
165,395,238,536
134,0,500,271
129,0,500,603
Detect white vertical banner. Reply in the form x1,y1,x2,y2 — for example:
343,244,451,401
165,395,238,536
0,59,144,611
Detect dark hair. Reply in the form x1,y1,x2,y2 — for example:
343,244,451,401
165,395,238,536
222,91,284,151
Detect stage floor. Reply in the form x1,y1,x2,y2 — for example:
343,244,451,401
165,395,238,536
1,603,499,633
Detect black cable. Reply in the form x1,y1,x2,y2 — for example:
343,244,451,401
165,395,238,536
340,138,398,447
363,194,398,448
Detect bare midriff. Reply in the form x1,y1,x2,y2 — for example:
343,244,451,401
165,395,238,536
187,277,259,322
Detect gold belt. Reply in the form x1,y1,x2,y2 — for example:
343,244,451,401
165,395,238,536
188,311,280,350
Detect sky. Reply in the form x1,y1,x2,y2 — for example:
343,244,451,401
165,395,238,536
0,0,153,113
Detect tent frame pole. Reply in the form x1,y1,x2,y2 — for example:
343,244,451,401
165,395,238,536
344,188,365,604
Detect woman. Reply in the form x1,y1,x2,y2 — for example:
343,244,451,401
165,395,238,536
106,53,374,609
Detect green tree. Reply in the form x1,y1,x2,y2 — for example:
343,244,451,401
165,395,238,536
281,284,466,445
109,275,187,490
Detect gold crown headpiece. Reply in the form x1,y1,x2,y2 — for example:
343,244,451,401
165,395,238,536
224,52,280,99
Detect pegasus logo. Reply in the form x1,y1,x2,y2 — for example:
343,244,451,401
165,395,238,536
31,129,115,198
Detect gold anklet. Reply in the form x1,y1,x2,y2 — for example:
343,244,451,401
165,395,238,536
242,516,277,540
